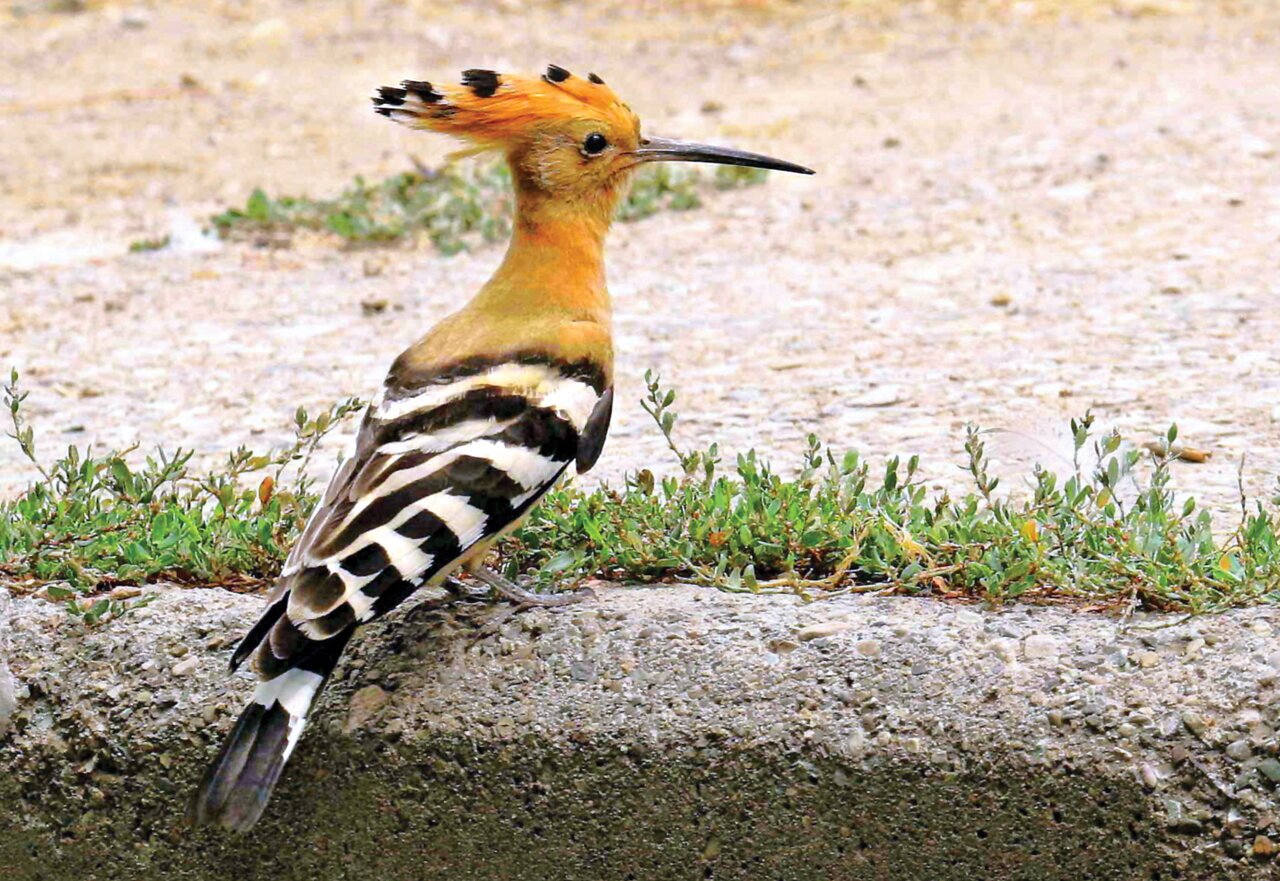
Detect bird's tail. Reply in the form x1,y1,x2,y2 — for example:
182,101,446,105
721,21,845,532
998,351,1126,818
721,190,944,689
188,632,351,832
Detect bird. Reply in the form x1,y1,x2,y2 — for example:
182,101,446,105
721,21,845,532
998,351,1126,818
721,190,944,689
189,64,813,832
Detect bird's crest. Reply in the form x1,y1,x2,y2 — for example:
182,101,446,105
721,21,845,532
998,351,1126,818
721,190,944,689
373,65,638,150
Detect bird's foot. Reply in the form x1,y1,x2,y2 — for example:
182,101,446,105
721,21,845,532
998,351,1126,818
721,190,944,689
443,575,476,598
470,566,594,608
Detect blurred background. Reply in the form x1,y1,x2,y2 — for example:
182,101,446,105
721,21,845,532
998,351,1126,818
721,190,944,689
1,0,1277,510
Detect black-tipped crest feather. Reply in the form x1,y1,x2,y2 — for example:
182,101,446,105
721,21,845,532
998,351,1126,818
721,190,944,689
461,68,500,98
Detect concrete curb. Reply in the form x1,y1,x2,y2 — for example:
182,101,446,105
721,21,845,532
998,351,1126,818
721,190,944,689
2,585,1278,879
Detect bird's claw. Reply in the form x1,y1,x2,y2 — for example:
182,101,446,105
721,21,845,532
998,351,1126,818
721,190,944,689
471,566,594,608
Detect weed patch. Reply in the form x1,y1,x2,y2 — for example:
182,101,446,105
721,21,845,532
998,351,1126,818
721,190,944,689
3,369,1278,622
211,163,767,251
0,370,360,622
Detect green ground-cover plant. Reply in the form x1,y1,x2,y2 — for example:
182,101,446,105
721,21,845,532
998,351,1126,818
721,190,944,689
128,235,171,253
3,369,1279,623
509,374,1280,612
211,163,767,251
0,369,361,622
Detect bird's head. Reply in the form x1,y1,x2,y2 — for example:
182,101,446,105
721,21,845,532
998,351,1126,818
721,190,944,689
374,65,812,229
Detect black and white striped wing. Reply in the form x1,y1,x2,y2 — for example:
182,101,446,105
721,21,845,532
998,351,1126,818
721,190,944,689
232,360,611,677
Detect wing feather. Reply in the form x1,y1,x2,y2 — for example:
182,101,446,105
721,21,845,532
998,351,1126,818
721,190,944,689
245,356,608,677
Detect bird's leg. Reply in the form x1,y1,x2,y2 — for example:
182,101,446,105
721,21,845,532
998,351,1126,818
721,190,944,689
470,565,593,608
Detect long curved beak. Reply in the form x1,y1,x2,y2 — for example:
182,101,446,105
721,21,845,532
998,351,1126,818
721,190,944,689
631,136,814,175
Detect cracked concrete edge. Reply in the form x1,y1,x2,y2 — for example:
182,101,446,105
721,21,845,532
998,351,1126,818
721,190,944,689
2,584,1279,879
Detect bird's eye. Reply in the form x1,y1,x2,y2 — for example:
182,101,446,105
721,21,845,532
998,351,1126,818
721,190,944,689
583,133,609,156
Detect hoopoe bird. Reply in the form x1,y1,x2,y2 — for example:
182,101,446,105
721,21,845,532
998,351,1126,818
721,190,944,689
189,64,812,832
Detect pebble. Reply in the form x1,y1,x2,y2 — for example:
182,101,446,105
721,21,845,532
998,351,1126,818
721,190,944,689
1242,136,1277,159
345,684,390,732
991,639,1019,662
1137,651,1160,669
855,639,882,658
1255,835,1277,857
847,386,906,408
1258,758,1280,784
1140,763,1162,789
797,621,855,642
1023,634,1060,660
1047,181,1094,203
1225,739,1252,762
170,657,199,677
1181,712,1209,737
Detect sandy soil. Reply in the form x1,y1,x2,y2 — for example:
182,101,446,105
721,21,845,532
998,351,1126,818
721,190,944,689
1,0,1278,515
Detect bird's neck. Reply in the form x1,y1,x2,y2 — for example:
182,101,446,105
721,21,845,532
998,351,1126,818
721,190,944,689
398,181,618,384
472,183,616,326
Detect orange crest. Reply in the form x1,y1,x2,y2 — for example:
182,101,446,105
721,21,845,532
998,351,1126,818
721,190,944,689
373,65,639,150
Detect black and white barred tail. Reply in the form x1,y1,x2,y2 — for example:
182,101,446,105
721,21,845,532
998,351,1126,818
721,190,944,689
188,631,350,832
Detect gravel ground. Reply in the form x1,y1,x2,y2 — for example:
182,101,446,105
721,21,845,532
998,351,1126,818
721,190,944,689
1,1,1279,514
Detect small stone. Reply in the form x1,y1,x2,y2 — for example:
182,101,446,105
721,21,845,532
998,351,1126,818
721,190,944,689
1252,620,1274,636
1242,136,1277,159
992,639,1019,663
1183,637,1206,659
954,610,983,627
1226,740,1252,762
1024,634,1060,660
1238,708,1264,726
345,684,390,732
1140,763,1162,789
1258,758,1280,783
1181,712,1209,737
848,386,906,408
910,660,930,676
1047,181,1094,203
797,621,855,642
1254,835,1276,857
120,9,149,29
1047,710,1067,727
168,643,189,658
855,639,882,658
1137,651,1160,669
170,657,199,676
1117,723,1138,738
